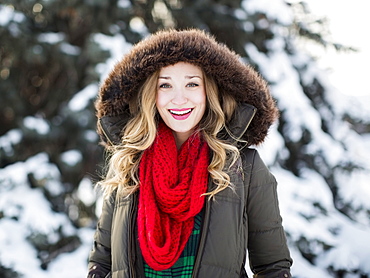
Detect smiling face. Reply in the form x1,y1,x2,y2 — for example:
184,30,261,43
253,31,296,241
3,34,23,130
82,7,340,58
156,62,206,148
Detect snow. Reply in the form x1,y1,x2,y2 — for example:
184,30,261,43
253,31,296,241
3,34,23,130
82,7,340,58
0,5,25,26
247,0,370,275
256,122,286,165
3,184,68,234
129,17,150,36
45,228,95,278
68,83,99,112
0,5,25,37
60,42,81,55
0,154,67,233
37,32,65,44
23,116,50,135
0,219,42,276
304,0,370,98
84,129,99,142
318,215,370,272
0,128,22,155
246,41,327,146
60,149,83,166
0,220,93,278
234,8,248,21
0,154,82,277
336,170,370,225
243,0,294,25
117,0,131,8
288,246,331,277
77,177,96,207
269,166,370,276
93,33,132,81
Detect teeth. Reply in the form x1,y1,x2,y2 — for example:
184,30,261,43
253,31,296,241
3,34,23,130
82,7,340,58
170,109,192,115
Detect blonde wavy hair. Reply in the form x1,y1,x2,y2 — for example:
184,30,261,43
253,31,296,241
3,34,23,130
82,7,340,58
99,67,239,199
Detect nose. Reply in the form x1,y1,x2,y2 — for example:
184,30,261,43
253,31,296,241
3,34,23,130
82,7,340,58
171,88,187,105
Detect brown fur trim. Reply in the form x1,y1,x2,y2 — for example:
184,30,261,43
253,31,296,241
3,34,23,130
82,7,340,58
95,29,279,146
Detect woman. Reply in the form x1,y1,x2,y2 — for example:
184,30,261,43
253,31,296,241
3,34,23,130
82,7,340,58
88,29,292,278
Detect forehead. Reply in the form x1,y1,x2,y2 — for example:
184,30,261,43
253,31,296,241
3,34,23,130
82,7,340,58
159,62,203,76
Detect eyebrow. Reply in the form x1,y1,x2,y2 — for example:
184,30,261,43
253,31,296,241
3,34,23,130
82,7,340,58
158,75,202,79
186,75,202,79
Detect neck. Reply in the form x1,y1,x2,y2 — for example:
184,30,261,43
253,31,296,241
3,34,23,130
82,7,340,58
172,131,192,149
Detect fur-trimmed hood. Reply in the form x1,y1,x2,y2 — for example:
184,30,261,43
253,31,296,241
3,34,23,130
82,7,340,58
95,29,278,147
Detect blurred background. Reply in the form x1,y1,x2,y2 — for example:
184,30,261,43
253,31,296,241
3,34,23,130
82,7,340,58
1,0,369,277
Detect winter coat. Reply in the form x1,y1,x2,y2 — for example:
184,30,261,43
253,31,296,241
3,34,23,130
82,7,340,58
88,29,293,278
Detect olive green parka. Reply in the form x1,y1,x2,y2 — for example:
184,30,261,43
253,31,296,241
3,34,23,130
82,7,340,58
88,29,292,278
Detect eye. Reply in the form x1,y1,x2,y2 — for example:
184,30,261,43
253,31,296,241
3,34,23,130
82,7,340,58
159,83,171,89
187,82,199,87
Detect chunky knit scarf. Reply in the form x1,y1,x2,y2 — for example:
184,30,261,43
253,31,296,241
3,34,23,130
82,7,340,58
138,122,209,271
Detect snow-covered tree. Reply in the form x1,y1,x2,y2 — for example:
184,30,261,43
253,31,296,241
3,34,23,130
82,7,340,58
0,0,369,277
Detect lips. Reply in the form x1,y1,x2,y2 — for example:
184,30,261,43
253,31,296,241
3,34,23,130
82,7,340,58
169,108,193,120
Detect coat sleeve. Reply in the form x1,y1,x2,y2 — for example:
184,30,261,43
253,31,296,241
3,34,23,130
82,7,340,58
87,193,115,278
245,149,293,278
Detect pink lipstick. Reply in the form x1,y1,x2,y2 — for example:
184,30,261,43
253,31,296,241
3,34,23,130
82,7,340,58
169,108,193,120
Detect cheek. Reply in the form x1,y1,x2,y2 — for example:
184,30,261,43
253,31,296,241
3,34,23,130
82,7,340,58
156,92,167,109
195,91,206,106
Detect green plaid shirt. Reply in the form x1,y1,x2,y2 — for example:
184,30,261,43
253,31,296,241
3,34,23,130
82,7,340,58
143,213,202,278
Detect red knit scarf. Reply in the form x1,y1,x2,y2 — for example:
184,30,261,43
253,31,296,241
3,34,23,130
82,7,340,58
138,122,209,271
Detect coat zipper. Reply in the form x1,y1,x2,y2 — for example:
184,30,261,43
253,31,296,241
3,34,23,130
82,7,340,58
128,194,137,278
191,196,211,278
